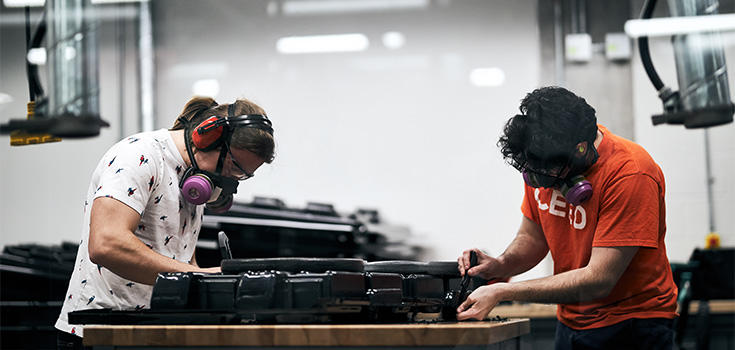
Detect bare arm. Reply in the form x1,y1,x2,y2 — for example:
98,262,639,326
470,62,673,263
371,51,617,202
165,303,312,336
459,216,549,280
500,245,638,303
190,248,199,267
496,216,550,277
88,197,219,285
457,245,639,320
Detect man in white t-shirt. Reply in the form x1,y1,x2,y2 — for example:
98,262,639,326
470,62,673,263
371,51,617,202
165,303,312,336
55,97,275,349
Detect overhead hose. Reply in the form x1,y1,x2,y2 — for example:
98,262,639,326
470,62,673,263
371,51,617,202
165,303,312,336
638,0,666,91
24,6,33,101
25,7,46,101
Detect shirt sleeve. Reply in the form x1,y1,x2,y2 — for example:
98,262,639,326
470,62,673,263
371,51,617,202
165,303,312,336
521,184,541,224
593,174,661,248
94,142,158,215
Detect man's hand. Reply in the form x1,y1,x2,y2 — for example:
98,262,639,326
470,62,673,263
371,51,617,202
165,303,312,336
198,266,221,274
456,284,507,321
457,249,505,280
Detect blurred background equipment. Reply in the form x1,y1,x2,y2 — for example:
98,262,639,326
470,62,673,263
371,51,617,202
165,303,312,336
630,0,734,128
671,247,734,350
195,197,426,267
0,242,78,349
0,0,108,144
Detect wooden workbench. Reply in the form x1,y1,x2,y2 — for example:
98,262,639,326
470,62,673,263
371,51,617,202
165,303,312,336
83,319,530,349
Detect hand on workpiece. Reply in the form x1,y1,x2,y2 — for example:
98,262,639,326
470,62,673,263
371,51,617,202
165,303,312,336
199,266,222,274
456,283,507,321
457,248,504,280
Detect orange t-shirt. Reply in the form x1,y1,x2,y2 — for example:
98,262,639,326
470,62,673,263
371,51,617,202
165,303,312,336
520,125,678,330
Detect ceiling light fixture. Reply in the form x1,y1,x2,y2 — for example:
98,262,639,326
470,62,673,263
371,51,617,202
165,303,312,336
276,33,369,54
624,13,735,38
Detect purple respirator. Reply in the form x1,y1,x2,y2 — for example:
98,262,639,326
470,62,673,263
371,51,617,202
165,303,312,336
560,176,593,206
523,172,593,206
181,174,214,205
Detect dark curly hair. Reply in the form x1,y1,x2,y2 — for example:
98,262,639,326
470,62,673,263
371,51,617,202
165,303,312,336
498,86,597,172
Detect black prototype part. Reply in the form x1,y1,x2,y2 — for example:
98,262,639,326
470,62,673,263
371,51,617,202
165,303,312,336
456,251,478,309
365,260,460,277
69,259,477,325
221,257,366,274
218,231,233,260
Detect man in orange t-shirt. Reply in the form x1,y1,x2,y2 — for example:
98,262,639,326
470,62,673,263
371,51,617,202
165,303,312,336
456,87,678,349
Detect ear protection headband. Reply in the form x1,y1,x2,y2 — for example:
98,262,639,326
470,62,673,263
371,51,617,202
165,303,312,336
191,104,273,151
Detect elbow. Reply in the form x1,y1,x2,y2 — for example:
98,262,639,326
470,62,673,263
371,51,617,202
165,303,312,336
88,228,113,265
589,283,615,300
88,240,106,265
583,270,618,300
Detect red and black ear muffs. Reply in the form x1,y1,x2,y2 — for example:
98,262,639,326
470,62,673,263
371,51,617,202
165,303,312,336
192,116,227,152
192,104,273,152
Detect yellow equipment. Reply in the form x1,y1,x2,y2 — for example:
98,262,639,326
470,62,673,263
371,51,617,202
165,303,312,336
9,101,61,146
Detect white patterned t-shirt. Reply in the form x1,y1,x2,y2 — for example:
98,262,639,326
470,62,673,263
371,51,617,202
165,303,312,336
55,129,204,337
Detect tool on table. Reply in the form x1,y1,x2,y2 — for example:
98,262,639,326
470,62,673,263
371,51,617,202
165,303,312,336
218,231,232,260
456,250,477,308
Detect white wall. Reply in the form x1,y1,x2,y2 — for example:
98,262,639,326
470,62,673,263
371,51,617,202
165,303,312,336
152,0,543,272
631,33,735,263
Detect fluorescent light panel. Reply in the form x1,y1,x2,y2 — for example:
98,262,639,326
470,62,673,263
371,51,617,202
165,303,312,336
282,0,428,16
3,0,144,4
382,31,406,49
3,0,44,7
26,48,46,65
624,13,735,38
192,79,220,98
169,62,229,77
0,93,13,105
469,67,505,87
91,0,148,3
277,33,369,54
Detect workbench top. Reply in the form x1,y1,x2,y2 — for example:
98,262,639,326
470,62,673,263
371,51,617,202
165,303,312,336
83,319,530,347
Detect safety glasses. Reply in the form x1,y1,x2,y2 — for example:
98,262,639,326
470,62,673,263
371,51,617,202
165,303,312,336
225,144,255,181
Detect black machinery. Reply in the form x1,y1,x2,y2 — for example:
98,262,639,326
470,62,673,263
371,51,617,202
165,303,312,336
195,197,424,266
637,0,734,128
0,242,78,349
671,248,735,350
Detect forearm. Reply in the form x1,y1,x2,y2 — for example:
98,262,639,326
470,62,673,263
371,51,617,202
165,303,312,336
497,266,610,304
190,248,200,267
496,233,549,278
89,229,200,285
457,246,637,321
